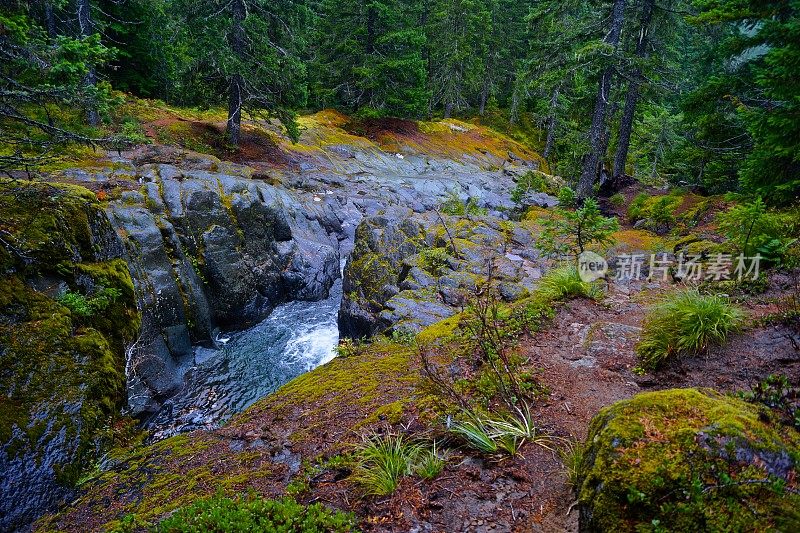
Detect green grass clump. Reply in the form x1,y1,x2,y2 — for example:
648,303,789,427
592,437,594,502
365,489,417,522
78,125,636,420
537,266,602,301
353,433,421,496
413,442,447,479
450,406,550,457
635,290,744,372
151,494,356,532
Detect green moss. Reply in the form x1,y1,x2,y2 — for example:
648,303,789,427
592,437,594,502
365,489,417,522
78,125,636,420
357,400,407,428
268,341,414,412
0,180,141,495
578,389,800,532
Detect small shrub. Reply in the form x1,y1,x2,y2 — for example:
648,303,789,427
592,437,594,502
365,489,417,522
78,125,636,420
717,198,797,265
537,266,602,301
120,118,149,144
627,192,649,222
742,374,800,430
353,433,421,496
336,338,359,358
635,290,744,371
649,195,677,227
57,291,93,317
557,186,577,208
57,287,121,318
419,247,450,277
389,328,417,347
440,190,487,216
152,494,356,532
537,198,619,259
608,193,625,208
511,171,558,204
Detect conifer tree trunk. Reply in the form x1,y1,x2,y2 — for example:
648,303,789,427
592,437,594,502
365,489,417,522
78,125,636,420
543,86,559,160
226,0,246,146
479,76,489,115
77,0,99,126
43,1,56,37
612,0,655,180
576,0,626,200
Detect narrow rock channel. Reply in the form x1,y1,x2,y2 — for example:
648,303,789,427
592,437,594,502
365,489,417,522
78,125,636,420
144,266,344,439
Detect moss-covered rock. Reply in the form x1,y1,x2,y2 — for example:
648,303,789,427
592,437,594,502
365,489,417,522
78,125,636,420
578,389,800,532
0,180,140,530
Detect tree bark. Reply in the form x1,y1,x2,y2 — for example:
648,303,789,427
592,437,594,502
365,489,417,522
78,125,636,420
479,76,489,115
77,0,99,126
612,0,655,180
43,1,56,37
543,86,559,161
576,0,627,200
226,0,246,146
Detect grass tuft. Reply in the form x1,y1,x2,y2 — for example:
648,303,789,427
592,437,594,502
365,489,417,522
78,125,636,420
635,289,744,372
537,266,602,301
450,405,550,457
413,441,448,479
353,433,421,496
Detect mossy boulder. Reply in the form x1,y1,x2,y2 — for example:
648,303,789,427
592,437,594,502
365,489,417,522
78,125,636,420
0,180,140,530
578,389,800,532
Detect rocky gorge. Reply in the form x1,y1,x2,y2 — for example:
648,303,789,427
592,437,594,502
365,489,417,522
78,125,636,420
1,107,798,533
0,110,553,530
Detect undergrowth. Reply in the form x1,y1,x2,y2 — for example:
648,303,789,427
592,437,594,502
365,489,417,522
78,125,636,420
635,290,744,372
537,266,602,301
137,494,357,532
352,433,445,495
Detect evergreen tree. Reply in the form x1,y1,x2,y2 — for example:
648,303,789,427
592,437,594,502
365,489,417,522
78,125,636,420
690,0,800,204
576,0,627,200
176,0,309,145
427,0,491,117
0,1,120,171
312,0,429,117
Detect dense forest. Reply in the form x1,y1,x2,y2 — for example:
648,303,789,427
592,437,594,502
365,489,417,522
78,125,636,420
1,0,798,203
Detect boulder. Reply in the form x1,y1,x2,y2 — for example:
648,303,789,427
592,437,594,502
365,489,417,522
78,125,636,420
578,389,800,532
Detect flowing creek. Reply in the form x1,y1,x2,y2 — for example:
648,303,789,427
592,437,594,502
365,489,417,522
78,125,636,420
145,272,343,439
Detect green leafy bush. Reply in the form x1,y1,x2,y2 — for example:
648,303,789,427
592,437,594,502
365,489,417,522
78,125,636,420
440,190,487,216
557,186,577,208
716,198,797,263
537,266,602,300
742,374,800,430
608,193,625,208
152,494,356,532
635,290,744,371
627,193,681,233
536,198,619,259
419,247,450,277
627,192,649,222
57,287,122,318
